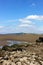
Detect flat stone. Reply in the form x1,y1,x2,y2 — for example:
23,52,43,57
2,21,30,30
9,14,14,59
16,62,21,65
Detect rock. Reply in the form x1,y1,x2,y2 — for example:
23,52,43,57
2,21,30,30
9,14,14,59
16,62,21,65
30,62,40,65
4,55,8,60
9,62,16,65
22,62,27,65
0,50,43,65
20,58,24,62
0,57,3,60
3,60,10,65
40,61,43,65
23,57,27,61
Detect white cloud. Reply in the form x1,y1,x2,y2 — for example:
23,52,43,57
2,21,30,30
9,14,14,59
19,15,43,27
26,15,43,20
38,26,43,32
18,15,43,33
0,15,43,34
19,24,35,28
0,26,4,28
19,19,32,24
19,15,35,28
19,24,30,27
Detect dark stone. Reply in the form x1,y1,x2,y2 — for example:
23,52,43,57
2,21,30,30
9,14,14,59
14,48,23,51
36,37,43,43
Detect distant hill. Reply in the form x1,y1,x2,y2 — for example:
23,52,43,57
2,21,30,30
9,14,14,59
1,33,26,35
0,33,43,43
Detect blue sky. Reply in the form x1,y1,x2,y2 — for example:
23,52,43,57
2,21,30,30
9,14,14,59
0,0,43,34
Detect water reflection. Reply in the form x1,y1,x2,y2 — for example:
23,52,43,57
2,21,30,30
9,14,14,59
0,46,3,48
7,40,28,46
0,40,28,48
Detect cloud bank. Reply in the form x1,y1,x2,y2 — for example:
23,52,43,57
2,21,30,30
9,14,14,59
26,15,43,20
0,15,43,34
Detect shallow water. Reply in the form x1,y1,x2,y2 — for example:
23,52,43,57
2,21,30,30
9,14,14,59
7,40,28,46
0,40,28,48
0,46,3,48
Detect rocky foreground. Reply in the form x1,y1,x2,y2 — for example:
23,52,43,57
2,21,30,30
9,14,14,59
0,49,43,65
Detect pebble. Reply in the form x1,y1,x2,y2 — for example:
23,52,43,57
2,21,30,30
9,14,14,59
0,50,43,65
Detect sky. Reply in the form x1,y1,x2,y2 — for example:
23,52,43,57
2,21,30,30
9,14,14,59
0,0,43,34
